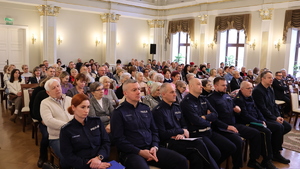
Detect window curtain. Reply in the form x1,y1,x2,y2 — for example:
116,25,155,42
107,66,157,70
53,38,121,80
214,14,250,43
283,9,300,44
167,19,194,44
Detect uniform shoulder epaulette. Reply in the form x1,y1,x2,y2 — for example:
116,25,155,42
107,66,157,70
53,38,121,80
115,104,123,109
207,93,213,97
61,121,71,129
173,103,179,106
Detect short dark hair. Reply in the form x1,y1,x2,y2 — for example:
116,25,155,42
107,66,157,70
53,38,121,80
171,71,180,77
89,82,103,93
260,71,272,80
213,77,226,85
201,79,211,87
275,71,282,76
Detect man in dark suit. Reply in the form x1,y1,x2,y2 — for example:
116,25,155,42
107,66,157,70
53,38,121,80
252,71,291,165
272,71,291,115
230,70,243,91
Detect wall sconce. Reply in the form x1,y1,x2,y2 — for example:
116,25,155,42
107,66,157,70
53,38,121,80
207,42,214,49
249,40,256,50
274,39,281,51
191,41,198,49
143,42,148,48
32,34,37,44
58,36,63,45
95,37,101,46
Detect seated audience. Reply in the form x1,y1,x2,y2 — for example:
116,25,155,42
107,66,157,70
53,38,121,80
198,65,209,78
224,66,235,83
7,69,25,122
216,68,224,77
29,66,42,84
201,79,213,96
111,79,188,169
182,64,190,82
21,64,32,83
128,66,137,80
113,69,124,84
230,70,243,91
208,68,217,84
69,68,78,83
175,80,186,104
252,71,291,165
100,76,119,106
153,73,164,83
142,68,151,82
66,73,90,97
40,78,73,168
281,68,295,82
152,83,219,169
136,72,149,96
142,82,162,110
240,66,247,78
208,77,264,169
247,69,255,82
163,69,172,83
55,67,63,77
180,78,233,165
59,71,73,94
234,81,277,169
115,72,131,99
171,71,181,85
60,94,111,169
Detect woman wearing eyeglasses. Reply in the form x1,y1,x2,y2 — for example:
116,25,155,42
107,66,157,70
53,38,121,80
88,82,114,133
175,80,187,104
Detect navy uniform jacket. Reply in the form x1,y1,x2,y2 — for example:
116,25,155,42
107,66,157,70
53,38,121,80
111,101,159,155
272,79,289,100
233,90,266,124
60,116,110,169
207,91,236,129
152,101,186,143
252,83,280,121
180,93,218,132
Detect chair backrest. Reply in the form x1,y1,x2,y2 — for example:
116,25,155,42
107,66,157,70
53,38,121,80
290,92,299,111
21,83,39,108
140,87,146,96
0,72,4,88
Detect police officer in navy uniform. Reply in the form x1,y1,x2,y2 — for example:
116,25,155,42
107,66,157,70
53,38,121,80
207,77,263,169
111,79,188,169
60,94,111,169
152,83,219,169
234,81,277,169
252,71,291,165
180,78,235,166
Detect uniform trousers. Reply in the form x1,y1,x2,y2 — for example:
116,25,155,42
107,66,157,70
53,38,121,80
165,138,219,169
190,130,235,165
265,120,291,154
119,147,188,169
218,124,261,168
39,123,49,160
249,124,273,160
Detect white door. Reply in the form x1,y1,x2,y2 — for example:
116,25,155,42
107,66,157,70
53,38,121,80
0,25,27,71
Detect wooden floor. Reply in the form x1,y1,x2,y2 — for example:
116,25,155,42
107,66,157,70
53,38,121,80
0,101,300,169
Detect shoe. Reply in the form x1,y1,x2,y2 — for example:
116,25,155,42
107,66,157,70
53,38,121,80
37,158,45,168
272,153,290,164
247,160,266,169
9,114,17,122
262,160,278,169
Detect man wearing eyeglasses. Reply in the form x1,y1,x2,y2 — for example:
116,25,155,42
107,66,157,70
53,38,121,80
234,81,277,169
272,71,291,116
252,71,291,166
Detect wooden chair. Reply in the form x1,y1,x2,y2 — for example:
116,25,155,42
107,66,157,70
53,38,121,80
49,147,61,168
140,87,147,96
289,92,300,126
21,83,38,132
32,120,39,146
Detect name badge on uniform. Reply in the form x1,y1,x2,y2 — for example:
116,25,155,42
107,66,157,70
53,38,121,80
90,125,99,131
201,102,206,105
72,135,80,138
140,110,148,113
125,114,132,117
175,111,181,115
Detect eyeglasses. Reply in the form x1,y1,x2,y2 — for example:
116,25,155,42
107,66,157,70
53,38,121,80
245,87,253,90
95,88,104,91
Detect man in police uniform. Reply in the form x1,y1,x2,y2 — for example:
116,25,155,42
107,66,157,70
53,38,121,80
207,77,263,169
252,71,291,164
152,83,218,169
111,79,188,169
234,81,277,169
180,78,235,166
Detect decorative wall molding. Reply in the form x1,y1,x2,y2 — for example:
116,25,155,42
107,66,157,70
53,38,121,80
148,20,165,28
36,5,61,16
100,13,121,23
259,8,273,20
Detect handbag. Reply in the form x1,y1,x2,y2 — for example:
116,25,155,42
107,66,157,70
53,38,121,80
42,162,59,169
8,93,18,100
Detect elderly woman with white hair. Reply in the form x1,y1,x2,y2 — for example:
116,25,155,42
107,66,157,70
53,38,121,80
99,76,119,106
135,72,149,96
146,70,157,86
142,82,162,110
115,72,131,99
154,73,164,83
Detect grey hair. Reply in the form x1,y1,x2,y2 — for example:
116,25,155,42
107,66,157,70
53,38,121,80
99,76,111,84
154,73,164,82
123,79,137,91
89,82,103,92
120,72,131,83
150,82,162,94
186,73,194,81
175,80,186,88
149,70,157,78
135,72,143,80
44,78,60,91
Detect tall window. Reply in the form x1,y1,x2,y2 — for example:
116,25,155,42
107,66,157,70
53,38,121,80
219,29,245,68
289,29,300,77
172,32,190,64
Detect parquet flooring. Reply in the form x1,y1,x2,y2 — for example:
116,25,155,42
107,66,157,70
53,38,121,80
0,101,300,169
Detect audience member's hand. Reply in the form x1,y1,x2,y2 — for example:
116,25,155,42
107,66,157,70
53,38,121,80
139,149,158,162
233,106,241,113
276,117,284,124
201,115,206,120
96,162,111,169
262,121,267,127
87,157,104,169
207,110,211,114
227,125,238,133
183,129,189,138
174,134,185,140
149,147,158,162
105,124,111,133
17,92,22,96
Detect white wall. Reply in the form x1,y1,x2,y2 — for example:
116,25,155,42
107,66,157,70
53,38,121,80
116,17,149,64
